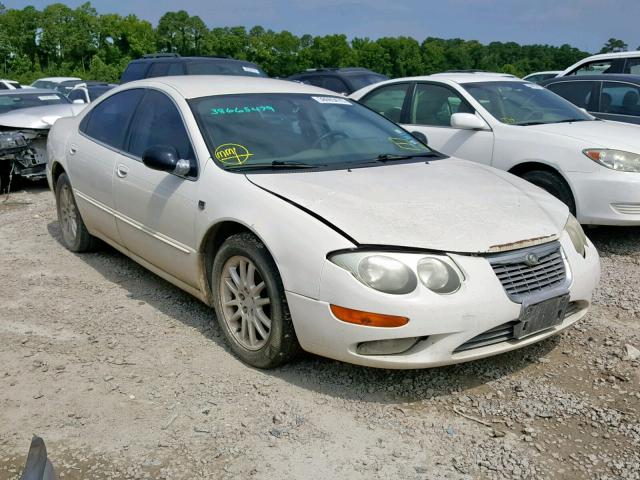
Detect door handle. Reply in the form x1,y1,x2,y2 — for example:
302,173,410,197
116,164,129,178
69,144,78,155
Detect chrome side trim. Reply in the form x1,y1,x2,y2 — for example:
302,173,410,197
74,190,193,254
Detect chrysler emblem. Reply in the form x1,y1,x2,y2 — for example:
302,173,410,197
524,253,540,266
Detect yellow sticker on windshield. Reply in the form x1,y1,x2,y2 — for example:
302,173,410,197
389,137,423,151
214,143,253,165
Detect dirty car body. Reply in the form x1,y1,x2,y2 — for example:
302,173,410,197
46,76,600,369
0,89,84,187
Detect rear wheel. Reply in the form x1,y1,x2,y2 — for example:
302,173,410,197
211,232,300,368
520,170,576,215
55,173,99,252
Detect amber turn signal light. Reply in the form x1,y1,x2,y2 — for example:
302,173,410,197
330,305,409,328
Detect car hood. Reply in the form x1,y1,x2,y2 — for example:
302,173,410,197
526,120,640,152
0,104,85,130
247,160,569,253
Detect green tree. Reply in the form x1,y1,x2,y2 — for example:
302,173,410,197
599,38,628,53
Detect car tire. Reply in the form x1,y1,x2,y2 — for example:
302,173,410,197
55,173,99,252
520,170,576,215
211,232,300,368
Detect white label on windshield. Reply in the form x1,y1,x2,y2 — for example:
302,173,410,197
312,96,352,105
38,95,60,101
524,83,544,90
242,66,260,74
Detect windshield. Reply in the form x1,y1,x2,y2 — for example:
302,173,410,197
0,92,69,114
186,62,267,77
348,73,389,91
190,93,432,170
462,81,592,125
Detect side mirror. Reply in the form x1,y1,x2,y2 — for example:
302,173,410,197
410,131,428,145
450,113,488,130
142,145,191,176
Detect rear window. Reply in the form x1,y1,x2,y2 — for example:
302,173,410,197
347,73,388,91
186,61,267,77
120,62,149,83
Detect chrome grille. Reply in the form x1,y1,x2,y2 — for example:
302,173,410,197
488,241,567,302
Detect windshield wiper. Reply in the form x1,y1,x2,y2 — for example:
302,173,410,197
224,160,321,170
553,118,590,124
375,152,439,162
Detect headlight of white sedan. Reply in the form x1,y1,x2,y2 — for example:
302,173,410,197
583,149,640,173
329,251,462,295
564,214,587,257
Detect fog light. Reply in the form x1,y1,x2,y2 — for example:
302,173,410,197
356,337,420,355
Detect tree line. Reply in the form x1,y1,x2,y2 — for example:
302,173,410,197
0,2,634,85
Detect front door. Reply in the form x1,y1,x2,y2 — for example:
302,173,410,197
112,89,201,287
401,83,494,165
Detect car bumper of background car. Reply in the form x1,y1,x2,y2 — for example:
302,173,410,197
569,170,640,225
286,234,599,369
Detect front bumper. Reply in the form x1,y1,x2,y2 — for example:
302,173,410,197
287,234,600,369
569,169,640,225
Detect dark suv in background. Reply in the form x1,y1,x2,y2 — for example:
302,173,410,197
120,54,268,83
288,68,388,95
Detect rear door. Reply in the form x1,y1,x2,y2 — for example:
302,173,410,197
545,80,600,113
597,81,640,124
402,82,494,165
68,89,144,244
112,89,201,287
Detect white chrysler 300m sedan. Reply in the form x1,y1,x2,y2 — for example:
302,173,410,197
351,73,640,225
46,76,600,369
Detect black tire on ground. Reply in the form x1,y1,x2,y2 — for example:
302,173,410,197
55,172,99,252
211,232,301,368
520,169,576,215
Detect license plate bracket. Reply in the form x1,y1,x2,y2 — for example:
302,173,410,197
514,294,570,340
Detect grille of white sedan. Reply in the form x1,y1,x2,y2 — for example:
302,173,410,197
488,241,567,302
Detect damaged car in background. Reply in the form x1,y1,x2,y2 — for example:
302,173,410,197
0,89,85,191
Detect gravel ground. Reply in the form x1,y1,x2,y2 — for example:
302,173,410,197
0,186,639,480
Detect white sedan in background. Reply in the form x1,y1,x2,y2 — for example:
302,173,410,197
351,72,640,225
47,76,599,369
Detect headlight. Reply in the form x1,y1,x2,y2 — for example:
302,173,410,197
583,149,640,173
417,257,461,294
564,214,587,257
329,252,416,294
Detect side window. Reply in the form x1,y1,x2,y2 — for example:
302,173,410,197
303,76,324,87
410,83,471,127
166,63,185,76
571,60,614,76
360,83,409,123
80,89,144,149
127,90,195,162
625,58,640,75
321,76,349,94
120,62,149,83
601,82,640,116
147,62,170,78
0,83,7,90
546,81,597,109
68,89,86,103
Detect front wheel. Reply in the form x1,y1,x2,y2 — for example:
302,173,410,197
55,173,99,252
211,232,300,368
520,170,576,215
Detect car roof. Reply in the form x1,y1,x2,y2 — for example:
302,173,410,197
540,73,640,84
373,72,522,85
121,75,339,99
524,71,561,76
33,77,82,83
573,51,640,62
0,88,63,95
131,56,257,64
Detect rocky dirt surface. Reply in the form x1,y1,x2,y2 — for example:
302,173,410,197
0,186,639,480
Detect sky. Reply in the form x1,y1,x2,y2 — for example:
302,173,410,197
4,0,640,53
